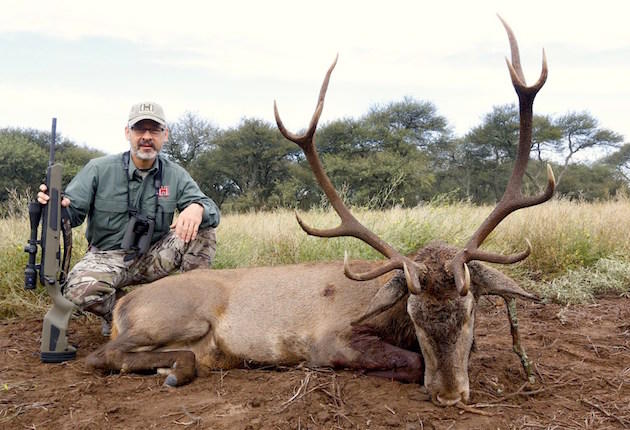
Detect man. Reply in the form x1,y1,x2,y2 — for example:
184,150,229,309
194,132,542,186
38,101,220,335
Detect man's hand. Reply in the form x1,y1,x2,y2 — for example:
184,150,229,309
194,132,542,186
37,184,71,207
170,203,204,243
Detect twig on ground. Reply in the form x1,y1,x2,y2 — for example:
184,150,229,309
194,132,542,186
580,398,630,429
171,406,202,427
586,335,600,357
172,419,198,427
519,423,547,429
486,381,567,404
159,403,212,421
534,362,545,384
466,402,521,409
330,374,344,408
456,401,494,416
601,377,621,390
334,411,354,427
280,372,311,407
276,371,345,413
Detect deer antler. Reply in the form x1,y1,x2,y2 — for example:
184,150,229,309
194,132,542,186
449,16,555,296
274,55,427,294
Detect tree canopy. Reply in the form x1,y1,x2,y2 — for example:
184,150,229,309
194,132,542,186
0,128,104,207
1,100,627,213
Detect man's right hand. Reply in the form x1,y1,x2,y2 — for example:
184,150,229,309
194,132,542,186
38,184,71,207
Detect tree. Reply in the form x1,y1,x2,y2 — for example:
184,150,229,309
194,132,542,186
308,97,450,208
361,97,452,157
1,127,51,148
316,118,374,156
189,119,298,211
555,163,627,200
455,105,520,202
0,134,48,202
553,112,624,185
57,144,105,184
164,112,219,168
319,149,434,208
451,105,591,203
0,128,103,204
600,143,630,182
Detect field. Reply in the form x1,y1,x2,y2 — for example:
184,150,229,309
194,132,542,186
1,199,630,429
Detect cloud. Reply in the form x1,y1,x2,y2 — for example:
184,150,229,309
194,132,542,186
1,0,628,153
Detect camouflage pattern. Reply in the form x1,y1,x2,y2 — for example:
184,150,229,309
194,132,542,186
64,228,217,317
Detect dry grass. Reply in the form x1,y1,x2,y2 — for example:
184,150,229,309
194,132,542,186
2,196,629,319
214,197,630,275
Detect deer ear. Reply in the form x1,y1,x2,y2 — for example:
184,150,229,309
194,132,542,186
351,272,408,325
468,261,540,302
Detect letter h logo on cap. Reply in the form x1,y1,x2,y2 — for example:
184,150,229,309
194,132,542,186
140,103,154,113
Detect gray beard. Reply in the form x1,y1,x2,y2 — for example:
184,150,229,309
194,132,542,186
132,147,158,161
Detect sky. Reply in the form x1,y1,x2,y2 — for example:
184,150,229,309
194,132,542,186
0,0,628,156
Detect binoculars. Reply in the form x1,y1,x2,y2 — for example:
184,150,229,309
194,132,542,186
121,213,155,256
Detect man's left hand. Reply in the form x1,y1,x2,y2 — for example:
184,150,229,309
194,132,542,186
171,203,204,243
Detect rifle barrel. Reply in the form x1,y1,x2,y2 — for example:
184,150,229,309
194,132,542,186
50,118,56,165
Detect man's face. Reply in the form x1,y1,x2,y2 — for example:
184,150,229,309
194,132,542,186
125,119,169,162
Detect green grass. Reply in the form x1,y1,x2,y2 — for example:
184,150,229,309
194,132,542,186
534,257,630,304
2,195,629,319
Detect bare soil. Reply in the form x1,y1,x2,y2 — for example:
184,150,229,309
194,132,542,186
1,296,629,429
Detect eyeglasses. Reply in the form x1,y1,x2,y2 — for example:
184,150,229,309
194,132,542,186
131,126,165,136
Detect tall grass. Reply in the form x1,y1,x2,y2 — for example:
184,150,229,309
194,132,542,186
2,195,629,319
0,193,90,318
214,198,630,275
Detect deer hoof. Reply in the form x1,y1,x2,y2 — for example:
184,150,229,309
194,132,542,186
164,374,179,387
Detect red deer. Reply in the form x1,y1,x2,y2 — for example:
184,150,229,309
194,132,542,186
87,17,554,407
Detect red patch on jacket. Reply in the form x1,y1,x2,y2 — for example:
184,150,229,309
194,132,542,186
158,186,169,197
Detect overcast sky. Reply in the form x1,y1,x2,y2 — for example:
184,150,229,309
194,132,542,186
1,1,628,155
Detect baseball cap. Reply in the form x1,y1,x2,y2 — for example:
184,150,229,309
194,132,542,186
128,101,167,126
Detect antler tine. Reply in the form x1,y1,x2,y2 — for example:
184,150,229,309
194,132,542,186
450,17,555,296
497,15,525,84
275,56,426,294
274,54,338,148
499,14,548,96
344,251,412,281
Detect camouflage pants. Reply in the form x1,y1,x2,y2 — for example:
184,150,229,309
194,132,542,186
63,228,217,317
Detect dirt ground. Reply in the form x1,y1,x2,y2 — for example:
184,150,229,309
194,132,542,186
1,296,629,430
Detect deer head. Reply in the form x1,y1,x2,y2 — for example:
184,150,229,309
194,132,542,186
274,16,554,406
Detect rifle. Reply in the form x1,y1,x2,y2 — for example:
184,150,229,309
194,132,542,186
24,118,76,363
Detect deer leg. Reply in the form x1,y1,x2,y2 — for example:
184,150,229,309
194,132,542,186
503,297,535,384
86,334,197,387
124,351,196,387
333,325,424,383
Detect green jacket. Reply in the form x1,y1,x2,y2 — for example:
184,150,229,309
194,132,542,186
64,152,220,251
